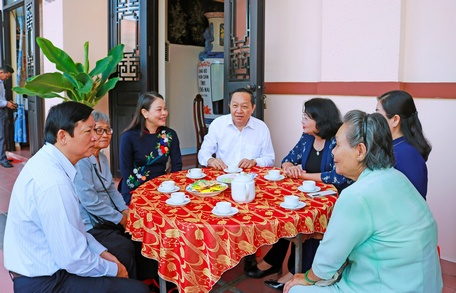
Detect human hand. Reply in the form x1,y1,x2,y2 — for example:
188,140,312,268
283,273,308,293
100,251,129,278
119,213,128,229
238,158,256,169
283,165,304,179
116,262,129,278
7,101,17,110
207,158,227,170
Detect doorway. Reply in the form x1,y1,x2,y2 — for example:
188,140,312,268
1,0,44,157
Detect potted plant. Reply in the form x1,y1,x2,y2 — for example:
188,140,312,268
13,37,124,107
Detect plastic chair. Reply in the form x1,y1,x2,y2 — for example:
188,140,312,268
193,94,208,167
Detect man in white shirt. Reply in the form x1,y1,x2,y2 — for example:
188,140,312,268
198,88,275,170
3,102,149,293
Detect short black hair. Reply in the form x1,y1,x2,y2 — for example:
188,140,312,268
229,88,255,106
303,98,342,140
0,65,14,74
44,102,93,144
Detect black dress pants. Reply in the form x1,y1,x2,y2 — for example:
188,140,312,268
263,237,320,273
88,228,137,279
13,270,150,293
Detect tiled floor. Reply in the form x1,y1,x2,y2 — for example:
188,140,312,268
0,149,455,293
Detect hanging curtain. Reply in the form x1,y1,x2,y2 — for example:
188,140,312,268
14,12,27,143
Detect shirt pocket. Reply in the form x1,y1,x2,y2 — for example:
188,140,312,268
244,144,261,159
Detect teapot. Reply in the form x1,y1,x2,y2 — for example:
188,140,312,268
231,172,255,203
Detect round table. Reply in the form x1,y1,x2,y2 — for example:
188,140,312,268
127,166,338,293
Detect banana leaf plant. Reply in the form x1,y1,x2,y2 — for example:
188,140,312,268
13,37,124,107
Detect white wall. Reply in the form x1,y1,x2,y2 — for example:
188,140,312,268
264,0,456,262
41,0,110,156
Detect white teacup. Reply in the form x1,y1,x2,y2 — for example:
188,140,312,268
227,164,239,172
284,195,300,207
160,180,176,191
170,192,189,204
302,180,316,191
216,201,232,214
188,168,203,177
268,169,281,179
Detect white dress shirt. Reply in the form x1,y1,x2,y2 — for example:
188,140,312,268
198,114,275,167
3,143,118,277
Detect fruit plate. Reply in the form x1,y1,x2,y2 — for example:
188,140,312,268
186,180,228,197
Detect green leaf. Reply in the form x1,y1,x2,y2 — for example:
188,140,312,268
21,72,74,94
75,73,94,94
75,63,84,73
96,77,119,98
36,37,79,74
88,56,112,77
101,44,124,81
13,86,65,99
84,42,89,74
67,90,82,103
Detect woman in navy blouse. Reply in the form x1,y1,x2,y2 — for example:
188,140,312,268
119,92,182,205
247,98,350,290
376,90,431,200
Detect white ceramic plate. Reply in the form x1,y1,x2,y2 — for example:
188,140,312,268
297,186,321,193
223,167,242,173
165,198,190,206
158,186,180,193
264,175,285,181
216,174,239,185
212,207,239,217
280,201,306,210
186,173,206,179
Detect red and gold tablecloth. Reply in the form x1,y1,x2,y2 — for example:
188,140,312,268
127,166,338,293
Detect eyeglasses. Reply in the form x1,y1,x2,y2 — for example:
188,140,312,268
94,128,113,135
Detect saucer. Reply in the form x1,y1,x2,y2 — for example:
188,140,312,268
166,198,190,206
223,167,242,173
186,173,206,179
212,207,239,217
280,201,306,210
264,174,285,181
297,186,321,193
158,186,180,193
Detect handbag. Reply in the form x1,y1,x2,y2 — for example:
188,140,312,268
89,163,125,233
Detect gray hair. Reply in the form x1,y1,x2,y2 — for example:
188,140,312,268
343,110,395,170
92,110,110,124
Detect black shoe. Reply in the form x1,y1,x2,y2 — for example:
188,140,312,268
264,279,284,291
245,264,281,279
0,161,13,168
244,254,258,271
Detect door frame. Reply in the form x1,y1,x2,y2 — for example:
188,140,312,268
1,0,43,154
223,0,265,120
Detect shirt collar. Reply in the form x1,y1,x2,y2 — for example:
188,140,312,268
42,143,78,181
228,115,255,130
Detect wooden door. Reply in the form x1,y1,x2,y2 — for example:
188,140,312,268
223,0,265,119
108,0,158,177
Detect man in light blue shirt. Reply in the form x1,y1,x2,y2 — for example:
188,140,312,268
3,102,149,292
